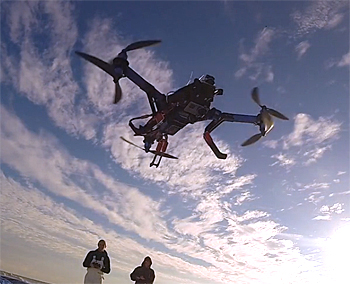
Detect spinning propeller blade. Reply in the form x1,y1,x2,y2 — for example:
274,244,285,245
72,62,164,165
251,87,289,120
241,133,262,147
120,137,178,159
120,136,145,150
114,82,122,104
266,108,289,120
76,51,123,104
252,87,262,106
123,40,161,52
77,40,161,105
148,150,178,159
75,51,115,77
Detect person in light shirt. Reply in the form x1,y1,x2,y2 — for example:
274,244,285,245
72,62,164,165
83,240,111,284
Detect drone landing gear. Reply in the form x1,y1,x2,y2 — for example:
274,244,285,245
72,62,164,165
129,112,166,136
204,110,258,159
150,136,168,167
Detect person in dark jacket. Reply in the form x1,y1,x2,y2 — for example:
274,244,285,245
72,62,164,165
83,240,111,284
130,256,155,284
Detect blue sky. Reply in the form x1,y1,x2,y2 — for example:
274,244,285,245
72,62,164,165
0,1,349,284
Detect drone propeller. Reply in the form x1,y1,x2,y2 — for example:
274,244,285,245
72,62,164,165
241,133,262,147
110,40,161,104
123,40,161,52
120,136,178,159
76,40,161,104
114,81,122,104
110,40,161,63
75,51,115,77
75,51,123,104
242,87,289,147
251,87,289,120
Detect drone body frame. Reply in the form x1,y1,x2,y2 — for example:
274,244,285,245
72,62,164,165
76,40,288,167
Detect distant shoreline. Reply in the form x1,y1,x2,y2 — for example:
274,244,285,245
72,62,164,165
1,270,51,284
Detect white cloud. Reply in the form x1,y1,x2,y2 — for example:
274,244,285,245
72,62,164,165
298,182,330,192
0,105,172,243
268,113,342,168
313,215,331,221
103,121,248,199
271,153,296,169
235,28,276,83
234,191,256,206
2,0,100,140
0,172,234,284
4,1,40,43
2,1,252,201
313,203,344,221
306,192,325,205
0,43,18,85
303,145,332,165
263,139,279,149
291,1,347,36
295,41,311,60
1,104,321,283
325,51,350,69
337,51,350,67
283,113,341,149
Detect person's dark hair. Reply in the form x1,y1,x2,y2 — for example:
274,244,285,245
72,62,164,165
141,256,152,267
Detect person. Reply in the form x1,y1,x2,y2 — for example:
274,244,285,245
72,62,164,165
130,256,155,284
83,240,111,284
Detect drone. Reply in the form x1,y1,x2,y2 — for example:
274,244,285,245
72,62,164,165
76,40,288,167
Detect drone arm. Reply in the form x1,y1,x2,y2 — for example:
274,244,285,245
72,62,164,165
203,110,259,159
124,67,166,113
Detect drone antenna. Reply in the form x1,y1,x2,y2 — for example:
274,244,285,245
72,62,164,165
186,71,194,85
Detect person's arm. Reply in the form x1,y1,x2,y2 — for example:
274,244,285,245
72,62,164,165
150,269,155,283
83,251,92,268
130,267,142,281
101,252,111,274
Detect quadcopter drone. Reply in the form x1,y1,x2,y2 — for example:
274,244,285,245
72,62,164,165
76,40,288,167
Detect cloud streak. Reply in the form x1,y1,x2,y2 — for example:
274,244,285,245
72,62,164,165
0,100,318,284
282,113,341,149
0,105,172,243
265,113,342,169
291,1,348,36
235,28,276,83
337,51,350,67
0,172,230,284
295,41,311,60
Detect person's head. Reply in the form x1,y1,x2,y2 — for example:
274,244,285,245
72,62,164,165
97,239,106,251
141,256,152,268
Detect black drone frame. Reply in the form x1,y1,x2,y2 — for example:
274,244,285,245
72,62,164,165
76,40,288,165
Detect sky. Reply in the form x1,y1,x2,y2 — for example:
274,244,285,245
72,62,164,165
0,1,349,284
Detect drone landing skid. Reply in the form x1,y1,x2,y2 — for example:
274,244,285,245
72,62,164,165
204,111,259,159
150,155,163,168
150,137,168,167
120,136,177,167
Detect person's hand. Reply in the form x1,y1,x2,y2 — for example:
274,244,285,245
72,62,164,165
139,276,145,280
92,263,100,269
